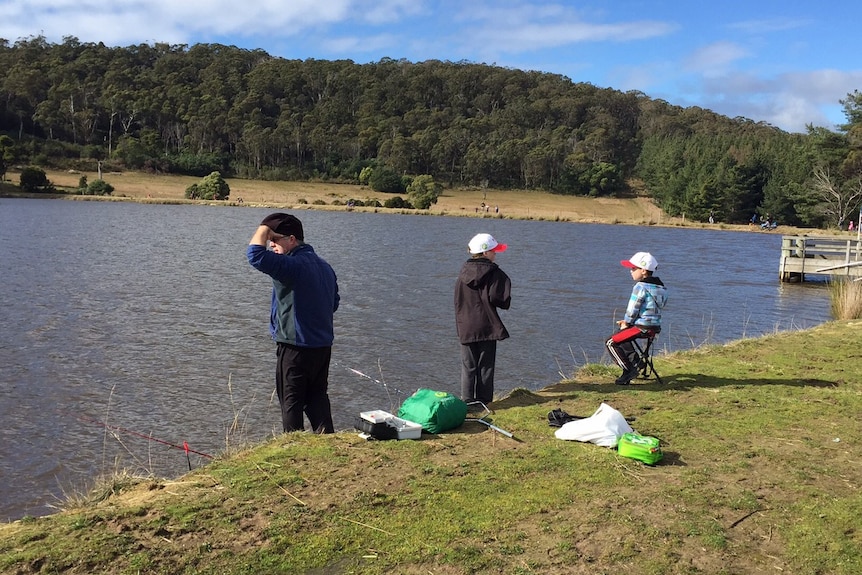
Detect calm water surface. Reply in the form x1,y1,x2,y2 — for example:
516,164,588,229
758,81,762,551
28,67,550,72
0,198,830,520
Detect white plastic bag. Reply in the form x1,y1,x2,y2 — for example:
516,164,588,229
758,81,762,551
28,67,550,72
554,402,633,447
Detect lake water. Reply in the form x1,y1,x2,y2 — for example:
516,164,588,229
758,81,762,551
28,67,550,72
0,197,831,521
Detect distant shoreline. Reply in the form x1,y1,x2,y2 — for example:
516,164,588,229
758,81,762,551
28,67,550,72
0,171,813,235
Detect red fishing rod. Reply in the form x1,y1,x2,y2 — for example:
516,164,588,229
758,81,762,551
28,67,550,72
72,413,214,468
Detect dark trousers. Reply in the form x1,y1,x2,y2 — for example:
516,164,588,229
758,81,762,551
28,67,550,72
276,343,334,433
605,326,655,372
460,340,497,404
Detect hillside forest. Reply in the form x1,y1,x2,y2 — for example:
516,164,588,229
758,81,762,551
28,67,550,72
2,36,862,226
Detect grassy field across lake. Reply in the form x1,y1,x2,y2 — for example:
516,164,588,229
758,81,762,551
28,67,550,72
10,168,739,229
4,169,822,236
2,319,861,574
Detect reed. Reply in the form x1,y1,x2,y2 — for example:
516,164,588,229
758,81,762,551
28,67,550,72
828,277,862,319
53,467,150,512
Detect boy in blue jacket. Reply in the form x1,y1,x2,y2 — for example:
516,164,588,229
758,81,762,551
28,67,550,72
606,252,668,385
248,213,340,433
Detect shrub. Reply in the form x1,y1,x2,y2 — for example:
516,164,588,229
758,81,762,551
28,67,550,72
368,167,404,193
185,171,230,200
171,152,229,177
0,134,13,181
407,175,442,209
86,179,114,196
358,166,374,185
383,196,413,209
19,166,53,192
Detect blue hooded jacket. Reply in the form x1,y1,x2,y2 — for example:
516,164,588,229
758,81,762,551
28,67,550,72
247,243,339,347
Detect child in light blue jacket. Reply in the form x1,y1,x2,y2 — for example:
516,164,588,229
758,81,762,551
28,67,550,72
606,252,668,385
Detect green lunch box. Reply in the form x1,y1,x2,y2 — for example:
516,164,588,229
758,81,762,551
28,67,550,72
618,432,663,465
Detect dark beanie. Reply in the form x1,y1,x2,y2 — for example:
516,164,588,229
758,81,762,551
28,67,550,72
260,213,304,241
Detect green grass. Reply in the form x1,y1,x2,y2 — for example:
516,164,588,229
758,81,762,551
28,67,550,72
2,321,862,574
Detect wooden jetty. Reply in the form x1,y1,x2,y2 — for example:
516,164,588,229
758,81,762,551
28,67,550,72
779,235,862,282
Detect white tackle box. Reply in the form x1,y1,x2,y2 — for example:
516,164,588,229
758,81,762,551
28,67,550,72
355,410,422,440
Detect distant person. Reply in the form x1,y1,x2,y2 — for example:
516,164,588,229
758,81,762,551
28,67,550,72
247,213,340,433
454,233,511,406
849,220,855,232
606,252,668,385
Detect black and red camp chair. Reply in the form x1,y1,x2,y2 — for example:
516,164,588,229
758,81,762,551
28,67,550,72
631,328,663,384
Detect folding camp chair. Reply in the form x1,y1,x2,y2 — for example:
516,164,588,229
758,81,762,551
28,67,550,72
631,329,663,384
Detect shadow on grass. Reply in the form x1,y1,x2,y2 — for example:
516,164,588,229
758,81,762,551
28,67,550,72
479,374,839,416
654,373,838,390
540,374,837,398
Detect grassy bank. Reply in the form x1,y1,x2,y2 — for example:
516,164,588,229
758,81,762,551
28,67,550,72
2,321,861,574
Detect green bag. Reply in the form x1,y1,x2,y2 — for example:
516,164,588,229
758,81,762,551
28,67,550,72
617,432,663,465
397,389,467,434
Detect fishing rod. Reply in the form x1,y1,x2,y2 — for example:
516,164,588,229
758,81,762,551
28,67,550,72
463,401,518,440
340,359,415,413
471,417,516,439
73,413,214,463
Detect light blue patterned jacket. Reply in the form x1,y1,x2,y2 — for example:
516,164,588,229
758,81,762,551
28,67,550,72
623,277,668,328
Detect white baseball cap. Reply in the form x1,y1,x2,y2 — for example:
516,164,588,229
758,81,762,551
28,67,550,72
468,233,508,255
621,252,658,272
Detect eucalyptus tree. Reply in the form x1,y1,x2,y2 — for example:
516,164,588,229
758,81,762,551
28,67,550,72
802,94,862,228
2,35,52,139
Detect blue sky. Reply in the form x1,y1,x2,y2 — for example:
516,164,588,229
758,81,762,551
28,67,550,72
2,0,861,133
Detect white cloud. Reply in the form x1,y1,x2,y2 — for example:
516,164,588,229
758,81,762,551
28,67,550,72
323,34,401,55
0,0,358,44
782,69,862,101
452,3,675,55
359,0,427,25
683,68,862,132
684,41,750,77
727,17,810,34
470,21,673,53
767,94,829,131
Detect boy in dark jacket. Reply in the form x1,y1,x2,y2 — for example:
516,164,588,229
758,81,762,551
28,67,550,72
454,233,511,405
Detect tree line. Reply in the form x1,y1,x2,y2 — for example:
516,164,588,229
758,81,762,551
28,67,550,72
1,36,861,227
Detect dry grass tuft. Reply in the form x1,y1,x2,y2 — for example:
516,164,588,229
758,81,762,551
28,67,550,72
829,277,862,319
53,468,153,512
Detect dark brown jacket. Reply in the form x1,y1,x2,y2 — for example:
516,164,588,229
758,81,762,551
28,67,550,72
454,257,511,344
